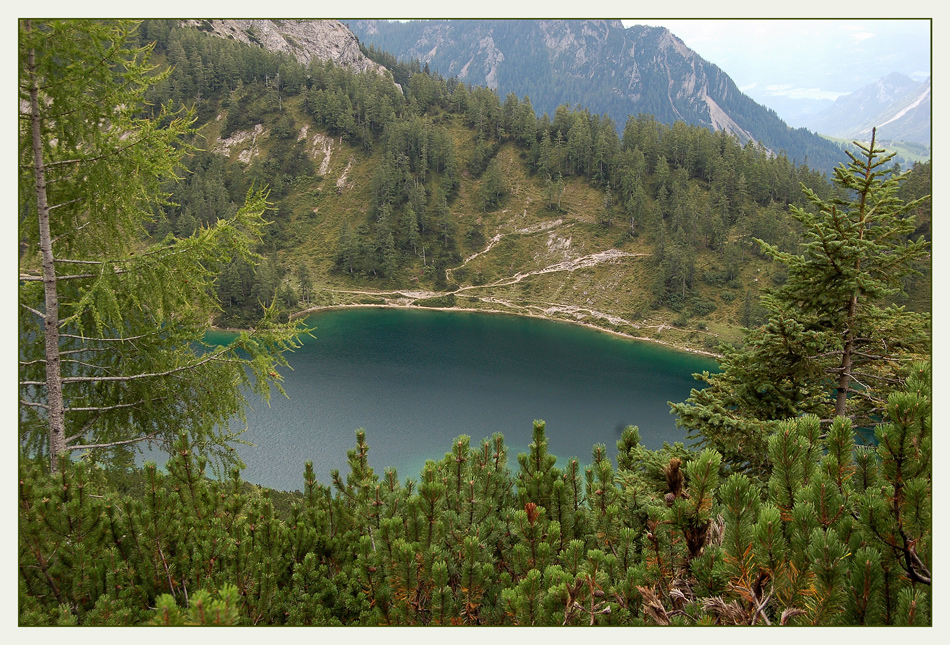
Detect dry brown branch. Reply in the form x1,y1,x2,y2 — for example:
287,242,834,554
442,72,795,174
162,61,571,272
637,585,670,625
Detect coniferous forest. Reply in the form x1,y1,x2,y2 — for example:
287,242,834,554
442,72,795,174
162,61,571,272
18,20,931,626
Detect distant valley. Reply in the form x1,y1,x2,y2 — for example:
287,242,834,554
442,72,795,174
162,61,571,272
800,73,931,161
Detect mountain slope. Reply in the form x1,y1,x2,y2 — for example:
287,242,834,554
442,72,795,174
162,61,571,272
137,20,928,355
184,19,389,75
802,73,931,149
346,19,848,174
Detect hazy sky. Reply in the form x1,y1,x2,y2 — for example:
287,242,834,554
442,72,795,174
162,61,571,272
623,19,930,105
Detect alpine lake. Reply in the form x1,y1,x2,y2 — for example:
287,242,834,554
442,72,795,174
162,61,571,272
205,307,719,492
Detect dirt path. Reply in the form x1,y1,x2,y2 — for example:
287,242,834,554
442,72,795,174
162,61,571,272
447,217,567,281
310,228,649,322
293,227,721,358
456,248,647,292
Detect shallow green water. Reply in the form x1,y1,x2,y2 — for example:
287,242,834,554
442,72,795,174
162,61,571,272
213,307,718,491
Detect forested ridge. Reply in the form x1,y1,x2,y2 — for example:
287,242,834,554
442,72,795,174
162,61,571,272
117,20,931,352
346,19,854,175
18,20,931,627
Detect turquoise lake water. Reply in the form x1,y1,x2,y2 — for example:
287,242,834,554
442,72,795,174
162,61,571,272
210,307,718,491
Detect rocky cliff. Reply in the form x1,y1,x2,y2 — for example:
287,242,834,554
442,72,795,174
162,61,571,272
345,19,764,143
184,19,388,76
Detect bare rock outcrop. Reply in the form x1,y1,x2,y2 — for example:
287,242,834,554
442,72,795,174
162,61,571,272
182,19,390,77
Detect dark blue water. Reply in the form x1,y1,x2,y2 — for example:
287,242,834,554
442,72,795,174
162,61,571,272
213,308,717,491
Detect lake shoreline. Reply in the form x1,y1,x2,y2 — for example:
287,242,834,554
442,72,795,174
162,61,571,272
286,302,722,360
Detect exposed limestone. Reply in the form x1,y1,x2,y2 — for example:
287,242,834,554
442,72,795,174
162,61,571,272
336,158,354,192
515,219,563,235
215,123,266,164
460,248,643,292
545,232,572,257
344,19,807,163
541,304,629,327
704,95,757,146
477,34,505,89
313,133,334,173
182,19,390,77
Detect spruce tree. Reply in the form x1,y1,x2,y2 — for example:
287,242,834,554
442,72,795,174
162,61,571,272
672,129,930,476
762,129,929,422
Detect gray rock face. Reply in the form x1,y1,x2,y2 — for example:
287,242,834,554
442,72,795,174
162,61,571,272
344,19,781,147
184,19,388,75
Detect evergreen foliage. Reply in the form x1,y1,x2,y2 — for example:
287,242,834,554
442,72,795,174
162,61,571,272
19,376,930,625
131,20,872,324
17,20,932,627
346,19,851,175
108,20,930,339
671,131,930,477
18,19,304,472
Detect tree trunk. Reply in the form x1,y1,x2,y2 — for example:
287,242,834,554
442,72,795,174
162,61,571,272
835,293,858,419
26,24,67,471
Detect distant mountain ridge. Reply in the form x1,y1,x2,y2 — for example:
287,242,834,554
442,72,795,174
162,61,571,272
801,73,930,150
346,19,849,174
